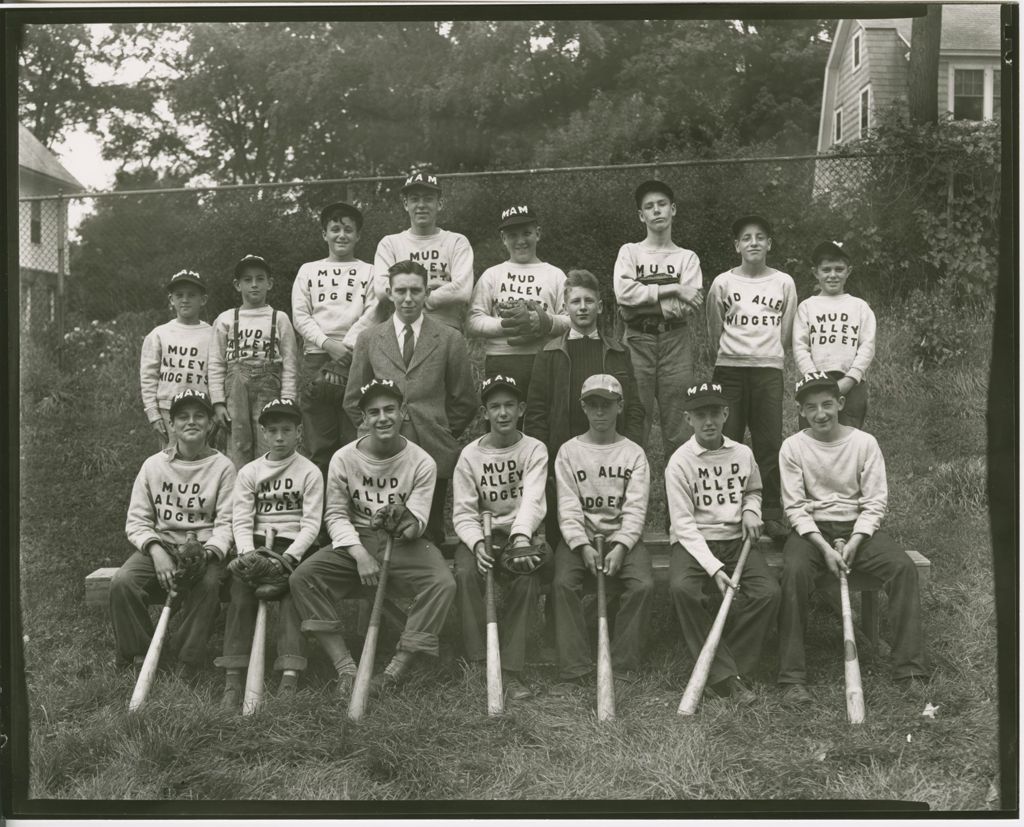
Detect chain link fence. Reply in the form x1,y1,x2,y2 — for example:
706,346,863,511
17,150,996,365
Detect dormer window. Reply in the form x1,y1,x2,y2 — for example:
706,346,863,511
852,31,862,70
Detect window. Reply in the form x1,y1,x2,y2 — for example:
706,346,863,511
993,69,1001,120
834,108,843,144
30,200,41,244
953,69,985,120
852,32,862,70
859,86,871,137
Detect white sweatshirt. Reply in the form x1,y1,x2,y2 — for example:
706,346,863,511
291,258,378,354
207,305,299,403
452,433,549,549
793,293,877,382
232,451,324,561
139,319,212,422
665,436,762,576
779,428,887,538
466,261,571,356
372,228,474,329
613,240,703,322
707,269,797,369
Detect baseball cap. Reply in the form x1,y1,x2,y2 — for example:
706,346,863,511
683,381,728,411
731,213,774,239
165,269,207,293
811,240,851,265
319,201,364,231
358,377,405,409
634,179,674,207
480,374,523,402
400,171,442,195
795,371,840,402
258,397,302,425
169,388,214,417
498,204,539,230
580,374,623,401
233,253,271,279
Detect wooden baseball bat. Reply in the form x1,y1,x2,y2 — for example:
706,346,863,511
594,535,615,721
836,539,866,725
128,589,175,712
481,512,504,716
242,527,276,717
348,533,394,721
678,537,753,716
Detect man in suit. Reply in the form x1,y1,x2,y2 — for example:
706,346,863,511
345,260,478,545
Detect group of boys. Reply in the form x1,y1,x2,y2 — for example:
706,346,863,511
116,172,927,713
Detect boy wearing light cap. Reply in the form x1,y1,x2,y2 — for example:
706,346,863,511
550,374,652,694
452,375,551,700
139,269,212,446
292,202,379,477
706,214,798,540
372,171,474,331
666,381,779,705
613,180,704,460
217,398,324,708
290,378,455,702
112,389,236,672
777,372,928,705
209,253,300,469
467,203,571,401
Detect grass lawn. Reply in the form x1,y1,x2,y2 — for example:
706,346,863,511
18,306,1000,807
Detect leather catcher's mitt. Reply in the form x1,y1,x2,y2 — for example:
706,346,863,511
370,504,419,538
228,547,296,599
497,298,554,346
172,535,208,588
498,537,551,575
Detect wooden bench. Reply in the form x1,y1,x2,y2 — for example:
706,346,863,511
85,535,930,652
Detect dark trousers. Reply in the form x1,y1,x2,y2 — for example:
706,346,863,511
215,537,306,672
426,477,449,548
110,550,225,667
289,530,455,657
453,534,553,673
778,521,927,684
668,538,780,686
713,365,783,514
298,352,355,479
798,371,869,430
551,540,654,679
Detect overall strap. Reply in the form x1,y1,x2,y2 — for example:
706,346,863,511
268,308,278,361
232,307,240,361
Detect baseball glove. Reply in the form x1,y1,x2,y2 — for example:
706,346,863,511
498,298,554,346
498,537,552,575
370,504,419,538
320,351,352,386
228,547,296,599
172,535,208,589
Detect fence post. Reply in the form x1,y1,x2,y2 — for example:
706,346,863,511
56,190,66,369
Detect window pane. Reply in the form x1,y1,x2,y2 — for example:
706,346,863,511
954,95,984,120
860,90,870,132
853,35,860,67
30,200,41,244
954,69,984,96
993,70,1001,119
834,110,842,143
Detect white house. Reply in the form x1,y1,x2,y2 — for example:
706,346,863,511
19,123,83,335
817,5,1002,152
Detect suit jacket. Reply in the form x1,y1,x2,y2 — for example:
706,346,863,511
524,330,646,469
344,315,478,478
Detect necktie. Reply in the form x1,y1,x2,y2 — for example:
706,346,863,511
402,324,414,367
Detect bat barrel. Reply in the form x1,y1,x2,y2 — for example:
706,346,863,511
348,535,394,721
839,569,866,724
128,594,175,712
481,512,503,716
594,536,615,721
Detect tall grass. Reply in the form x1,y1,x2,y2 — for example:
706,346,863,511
19,304,1000,807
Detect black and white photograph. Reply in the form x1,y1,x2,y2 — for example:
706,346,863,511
8,1,1015,815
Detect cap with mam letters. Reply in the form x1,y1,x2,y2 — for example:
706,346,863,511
400,171,442,195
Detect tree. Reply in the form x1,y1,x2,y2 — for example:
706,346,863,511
908,5,943,124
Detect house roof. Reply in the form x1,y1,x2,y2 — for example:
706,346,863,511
19,124,83,190
859,5,1001,53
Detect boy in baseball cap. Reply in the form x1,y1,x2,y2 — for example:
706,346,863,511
112,389,236,673
777,373,928,705
217,398,324,708
209,254,300,469
139,269,212,446
550,374,653,695
665,381,779,705
452,375,552,701
371,170,474,331
613,180,704,462
292,202,380,478
467,203,571,410
290,377,456,706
